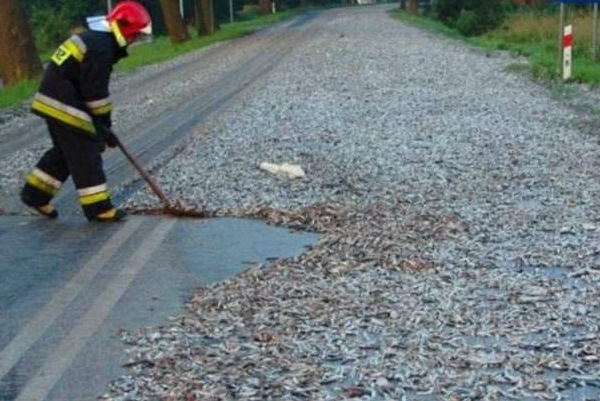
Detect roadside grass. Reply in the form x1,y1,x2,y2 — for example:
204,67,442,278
391,10,463,40
391,9,600,84
116,9,301,72
0,80,39,110
0,9,303,111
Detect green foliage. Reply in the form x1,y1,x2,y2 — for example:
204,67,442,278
25,0,105,51
455,10,477,36
391,9,600,84
22,0,175,47
434,0,505,36
20,0,302,47
0,7,304,110
117,8,299,71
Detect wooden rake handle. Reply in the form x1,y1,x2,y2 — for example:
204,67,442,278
112,134,169,205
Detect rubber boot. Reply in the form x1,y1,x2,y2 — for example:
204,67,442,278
20,191,58,219
89,208,127,222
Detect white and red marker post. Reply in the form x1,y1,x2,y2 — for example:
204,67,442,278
563,24,573,80
555,1,600,79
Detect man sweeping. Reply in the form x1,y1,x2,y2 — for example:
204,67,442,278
20,1,152,222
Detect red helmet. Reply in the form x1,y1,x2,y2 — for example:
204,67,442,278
107,1,152,45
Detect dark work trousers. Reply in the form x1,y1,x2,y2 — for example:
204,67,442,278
21,119,114,219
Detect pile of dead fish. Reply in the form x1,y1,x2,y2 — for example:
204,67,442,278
102,201,599,401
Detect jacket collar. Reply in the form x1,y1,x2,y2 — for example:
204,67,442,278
87,16,128,48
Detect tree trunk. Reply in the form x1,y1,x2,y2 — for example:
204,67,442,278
158,0,189,44
194,0,203,36
0,0,42,86
201,0,216,34
407,0,418,15
194,0,216,36
258,0,271,14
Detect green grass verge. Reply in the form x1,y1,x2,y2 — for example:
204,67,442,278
0,9,304,111
116,9,302,72
0,80,40,110
390,10,463,40
390,9,600,84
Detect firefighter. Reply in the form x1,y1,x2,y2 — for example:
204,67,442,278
20,1,152,222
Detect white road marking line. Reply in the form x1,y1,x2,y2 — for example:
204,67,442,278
15,218,176,401
0,218,144,381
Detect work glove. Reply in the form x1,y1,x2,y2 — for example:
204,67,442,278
97,125,118,149
105,129,118,148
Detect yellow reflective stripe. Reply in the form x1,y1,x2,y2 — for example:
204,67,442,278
50,37,86,65
35,93,93,122
32,99,96,134
32,168,62,188
79,191,110,206
90,103,112,116
96,208,117,219
26,174,59,196
70,35,87,54
78,184,108,197
110,21,127,47
86,98,111,108
64,39,84,62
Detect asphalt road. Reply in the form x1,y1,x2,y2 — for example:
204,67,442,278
0,216,317,401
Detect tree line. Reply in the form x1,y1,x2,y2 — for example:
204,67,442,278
0,0,344,87
401,0,571,37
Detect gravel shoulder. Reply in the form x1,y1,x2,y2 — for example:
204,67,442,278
5,5,600,401
117,5,600,401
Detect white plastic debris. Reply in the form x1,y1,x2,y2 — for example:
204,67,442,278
260,162,306,179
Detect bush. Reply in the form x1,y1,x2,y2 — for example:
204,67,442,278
25,0,105,51
435,0,506,36
435,0,465,22
455,10,478,36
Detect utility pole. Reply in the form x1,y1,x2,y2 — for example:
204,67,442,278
107,0,113,12
229,0,234,23
593,3,598,61
180,0,185,19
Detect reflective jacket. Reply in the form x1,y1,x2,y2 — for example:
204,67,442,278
31,29,127,138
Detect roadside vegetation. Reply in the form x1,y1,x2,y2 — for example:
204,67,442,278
394,1,600,83
0,80,38,110
0,0,349,111
116,9,301,72
0,8,302,110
